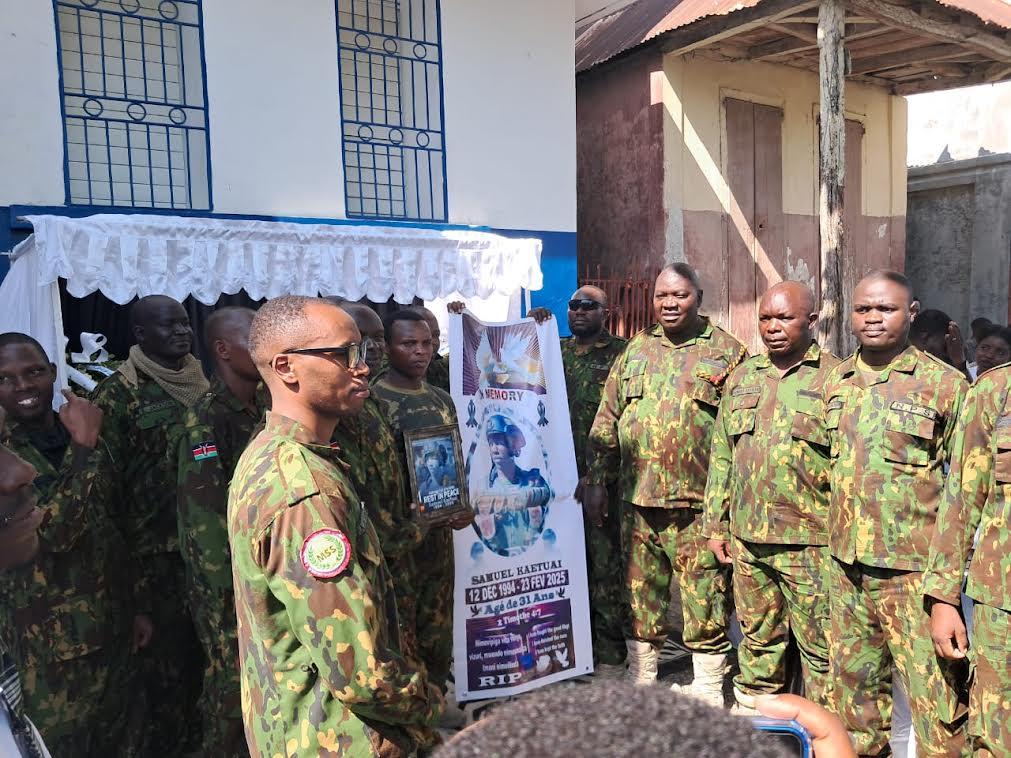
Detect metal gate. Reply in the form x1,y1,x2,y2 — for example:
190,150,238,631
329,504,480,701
580,265,658,339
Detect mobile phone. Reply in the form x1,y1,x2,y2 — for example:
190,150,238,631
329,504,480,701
752,717,813,757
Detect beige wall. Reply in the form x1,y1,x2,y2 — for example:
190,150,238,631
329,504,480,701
662,55,907,220
659,53,907,348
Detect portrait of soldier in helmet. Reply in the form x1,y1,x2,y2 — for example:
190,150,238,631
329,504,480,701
473,414,552,557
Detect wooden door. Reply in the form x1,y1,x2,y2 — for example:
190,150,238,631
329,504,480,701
725,98,785,350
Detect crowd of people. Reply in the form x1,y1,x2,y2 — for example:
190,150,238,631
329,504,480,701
0,262,1007,757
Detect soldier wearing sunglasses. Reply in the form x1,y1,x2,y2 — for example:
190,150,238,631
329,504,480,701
530,287,630,679
228,296,442,757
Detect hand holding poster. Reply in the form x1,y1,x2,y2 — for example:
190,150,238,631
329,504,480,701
449,310,593,701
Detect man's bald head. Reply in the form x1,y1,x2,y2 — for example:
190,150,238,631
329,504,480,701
342,303,386,375
409,305,442,348
249,296,343,370
130,294,186,331
570,285,608,308
204,306,255,347
130,294,193,366
568,285,609,340
759,281,816,315
249,297,369,427
204,306,258,381
758,281,818,363
857,270,914,305
342,303,383,337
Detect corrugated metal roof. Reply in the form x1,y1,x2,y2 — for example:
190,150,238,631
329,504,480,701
576,0,762,72
938,0,1011,28
575,0,1011,73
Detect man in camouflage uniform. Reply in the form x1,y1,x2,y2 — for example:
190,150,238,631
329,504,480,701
340,302,388,379
411,306,451,392
91,295,206,755
228,296,442,756
331,306,426,667
175,307,265,757
702,283,837,712
551,287,629,675
924,361,1011,756
584,264,746,703
0,334,139,756
822,271,968,756
0,439,53,758
372,310,473,695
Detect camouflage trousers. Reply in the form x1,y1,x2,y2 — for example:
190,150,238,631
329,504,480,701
138,554,206,757
967,602,1011,757
827,559,968,757
29,637,143,757
414,527,454,690
730,538,830,705
585,497,627,666
388,554,422,666
621,504,733,654
186,584,246,757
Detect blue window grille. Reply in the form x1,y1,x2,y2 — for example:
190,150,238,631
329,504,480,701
53,0,211,210
336,0,448,222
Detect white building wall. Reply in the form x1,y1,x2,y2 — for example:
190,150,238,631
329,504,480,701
0,0,576,233
0,0,64,206
907,81,1011,167
441,0,576,232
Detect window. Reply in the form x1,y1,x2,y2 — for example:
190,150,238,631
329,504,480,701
54,0,211,209
336,0,448,222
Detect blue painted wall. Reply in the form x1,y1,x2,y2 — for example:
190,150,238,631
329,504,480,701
494,227,577,337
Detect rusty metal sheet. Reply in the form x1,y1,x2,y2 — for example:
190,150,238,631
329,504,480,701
578,0,770,72
576,0,1011,74
936,0,1011,29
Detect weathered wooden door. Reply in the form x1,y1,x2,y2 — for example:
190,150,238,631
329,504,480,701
724,97,785,350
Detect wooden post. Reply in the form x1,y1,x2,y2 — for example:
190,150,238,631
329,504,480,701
817,0,848,355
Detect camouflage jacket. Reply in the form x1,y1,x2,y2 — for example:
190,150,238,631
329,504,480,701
91,370,188,609
175,377,266,668
227,412,441,757
426,354,450,393
703,343,839,545
331,396,423,587
0,417,133,728
560,332,627,479
823,345,967,571
924,364,1011,612
586,319,747,508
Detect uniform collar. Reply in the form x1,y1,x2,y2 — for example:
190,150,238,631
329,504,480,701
567,330,618,354
265,411,343,460
209,375,266,417
649,317,713,348
753,341,822,372
840,343,919,383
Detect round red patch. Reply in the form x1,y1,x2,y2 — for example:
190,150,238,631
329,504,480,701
299,528,352,578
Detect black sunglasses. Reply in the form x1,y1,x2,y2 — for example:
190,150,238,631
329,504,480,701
568,299,603,312
279,341,368,369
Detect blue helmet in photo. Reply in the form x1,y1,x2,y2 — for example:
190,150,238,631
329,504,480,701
485,414,526,455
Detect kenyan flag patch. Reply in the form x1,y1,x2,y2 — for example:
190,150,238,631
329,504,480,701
192,442,219,461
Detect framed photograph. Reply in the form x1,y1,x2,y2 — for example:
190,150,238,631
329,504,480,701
404,424,471,525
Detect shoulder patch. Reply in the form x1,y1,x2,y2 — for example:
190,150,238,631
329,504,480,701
300,528,352,578
890,401,939,421
192,441,218,461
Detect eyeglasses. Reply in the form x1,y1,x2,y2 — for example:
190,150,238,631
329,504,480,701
279,341,368,369
568,299,603,312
